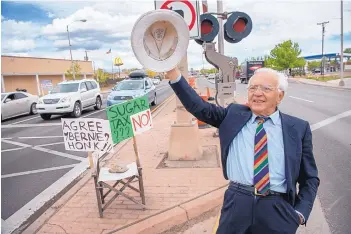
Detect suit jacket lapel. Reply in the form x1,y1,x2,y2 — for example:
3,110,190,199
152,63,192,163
221,108,252,151
280,112,297,189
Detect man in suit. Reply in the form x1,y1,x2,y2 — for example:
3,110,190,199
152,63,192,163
167,67,319,234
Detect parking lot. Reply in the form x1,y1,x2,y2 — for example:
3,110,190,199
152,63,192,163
1,80,173,231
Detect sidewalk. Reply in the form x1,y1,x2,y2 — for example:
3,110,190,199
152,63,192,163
26,92,331,234
27,95,227,234
293,77,351,89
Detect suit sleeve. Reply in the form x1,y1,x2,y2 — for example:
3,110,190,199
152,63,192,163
169,76,227,128
295,122,320,224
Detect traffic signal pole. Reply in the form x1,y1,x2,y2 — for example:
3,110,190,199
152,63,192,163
217,0,224,55
216,0,225,107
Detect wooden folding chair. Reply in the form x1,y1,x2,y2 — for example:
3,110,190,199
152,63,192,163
91,151,146,218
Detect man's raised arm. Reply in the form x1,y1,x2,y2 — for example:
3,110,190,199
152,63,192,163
167,68,227,128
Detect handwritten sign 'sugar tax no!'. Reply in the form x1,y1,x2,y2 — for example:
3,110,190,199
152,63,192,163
106,96,153,144
61,118,113,152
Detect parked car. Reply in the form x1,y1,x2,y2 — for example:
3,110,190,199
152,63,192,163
1,91,38,121
36,79,102,120
152,78,161,85
107,78,157,107
312,68,321,74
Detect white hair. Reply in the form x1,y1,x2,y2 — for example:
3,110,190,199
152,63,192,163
248,68,289,92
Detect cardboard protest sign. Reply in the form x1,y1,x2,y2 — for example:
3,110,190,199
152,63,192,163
130,109,153,135
106,96,152,144
61,118,113,152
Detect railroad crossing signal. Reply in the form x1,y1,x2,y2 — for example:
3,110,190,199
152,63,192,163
195,11,252,44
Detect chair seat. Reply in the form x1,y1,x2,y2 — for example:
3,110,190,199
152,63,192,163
98,162,138,182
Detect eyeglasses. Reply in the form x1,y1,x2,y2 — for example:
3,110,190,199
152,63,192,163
247,85,278,93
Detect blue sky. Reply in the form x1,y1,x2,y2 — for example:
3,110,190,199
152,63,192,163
1,1,52,24
1,0,351,71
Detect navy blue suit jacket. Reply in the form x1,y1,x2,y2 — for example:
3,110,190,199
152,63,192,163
170,77,320,223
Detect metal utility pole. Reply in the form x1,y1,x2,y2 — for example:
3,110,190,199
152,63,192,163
217,0,224,55
84,50,89,61
66,19,87,80
67,25,75,80
339,0,345,86
317,21,329,76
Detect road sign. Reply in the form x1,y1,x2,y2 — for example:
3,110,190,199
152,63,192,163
106,96,152,144
61,118,113,153
155,0,200,38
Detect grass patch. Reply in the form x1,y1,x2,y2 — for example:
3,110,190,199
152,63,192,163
305,75,351,82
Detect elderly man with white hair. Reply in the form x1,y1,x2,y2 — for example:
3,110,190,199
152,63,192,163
167,67,319,234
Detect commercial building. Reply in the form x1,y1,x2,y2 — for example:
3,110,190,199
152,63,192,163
302,53,351,73
1,56,94,96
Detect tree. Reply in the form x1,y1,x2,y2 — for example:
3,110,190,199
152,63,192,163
344,48,351,53
307,61,321,71
146,69,156,78
265,40,306,71
264,55,275,68
95,68,109,83
65,62,82,80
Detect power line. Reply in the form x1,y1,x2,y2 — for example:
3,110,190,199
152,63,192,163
317,21,329,76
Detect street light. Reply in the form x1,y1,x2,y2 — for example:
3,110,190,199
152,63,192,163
339,0,345,86
67,19,87,80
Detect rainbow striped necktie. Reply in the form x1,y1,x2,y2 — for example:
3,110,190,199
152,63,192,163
254,117,270,194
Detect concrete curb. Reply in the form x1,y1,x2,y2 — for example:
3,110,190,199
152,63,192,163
295,78,351,90
112,186,227,234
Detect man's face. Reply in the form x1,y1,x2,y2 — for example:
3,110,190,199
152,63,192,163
247,72,284,116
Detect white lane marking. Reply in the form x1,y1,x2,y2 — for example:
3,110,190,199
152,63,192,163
1,138,13,140
289,96,314,103
1,123,61,128
36,142,64,147
1,139,31,148
18,136,63,139
1,139,84,162
1,164,78,179
82,107,106,118
10,116,41,125
1,147,27,153
2,160,88,234
32,146,84,162
311,109,351,132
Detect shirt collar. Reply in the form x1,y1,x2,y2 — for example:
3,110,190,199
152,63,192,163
250,109,280,125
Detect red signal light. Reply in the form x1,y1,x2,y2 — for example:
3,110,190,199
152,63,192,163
233,18,247,33
201,20,213,34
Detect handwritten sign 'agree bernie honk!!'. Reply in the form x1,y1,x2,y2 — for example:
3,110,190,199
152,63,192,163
61,118,114,153
106,96,153,144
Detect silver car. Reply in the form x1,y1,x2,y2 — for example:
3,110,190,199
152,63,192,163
107,78,157,107
1,92,39,121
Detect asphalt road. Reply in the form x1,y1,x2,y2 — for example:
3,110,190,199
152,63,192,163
1,80,173,232
235,80,351,234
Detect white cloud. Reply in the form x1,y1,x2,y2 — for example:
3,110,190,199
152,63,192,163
1,19,41,38
2,0,351,72
2,39,36,52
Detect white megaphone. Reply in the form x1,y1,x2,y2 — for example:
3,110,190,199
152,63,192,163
131,9,190,72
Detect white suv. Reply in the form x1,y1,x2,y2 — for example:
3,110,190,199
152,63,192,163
37,79,102,120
